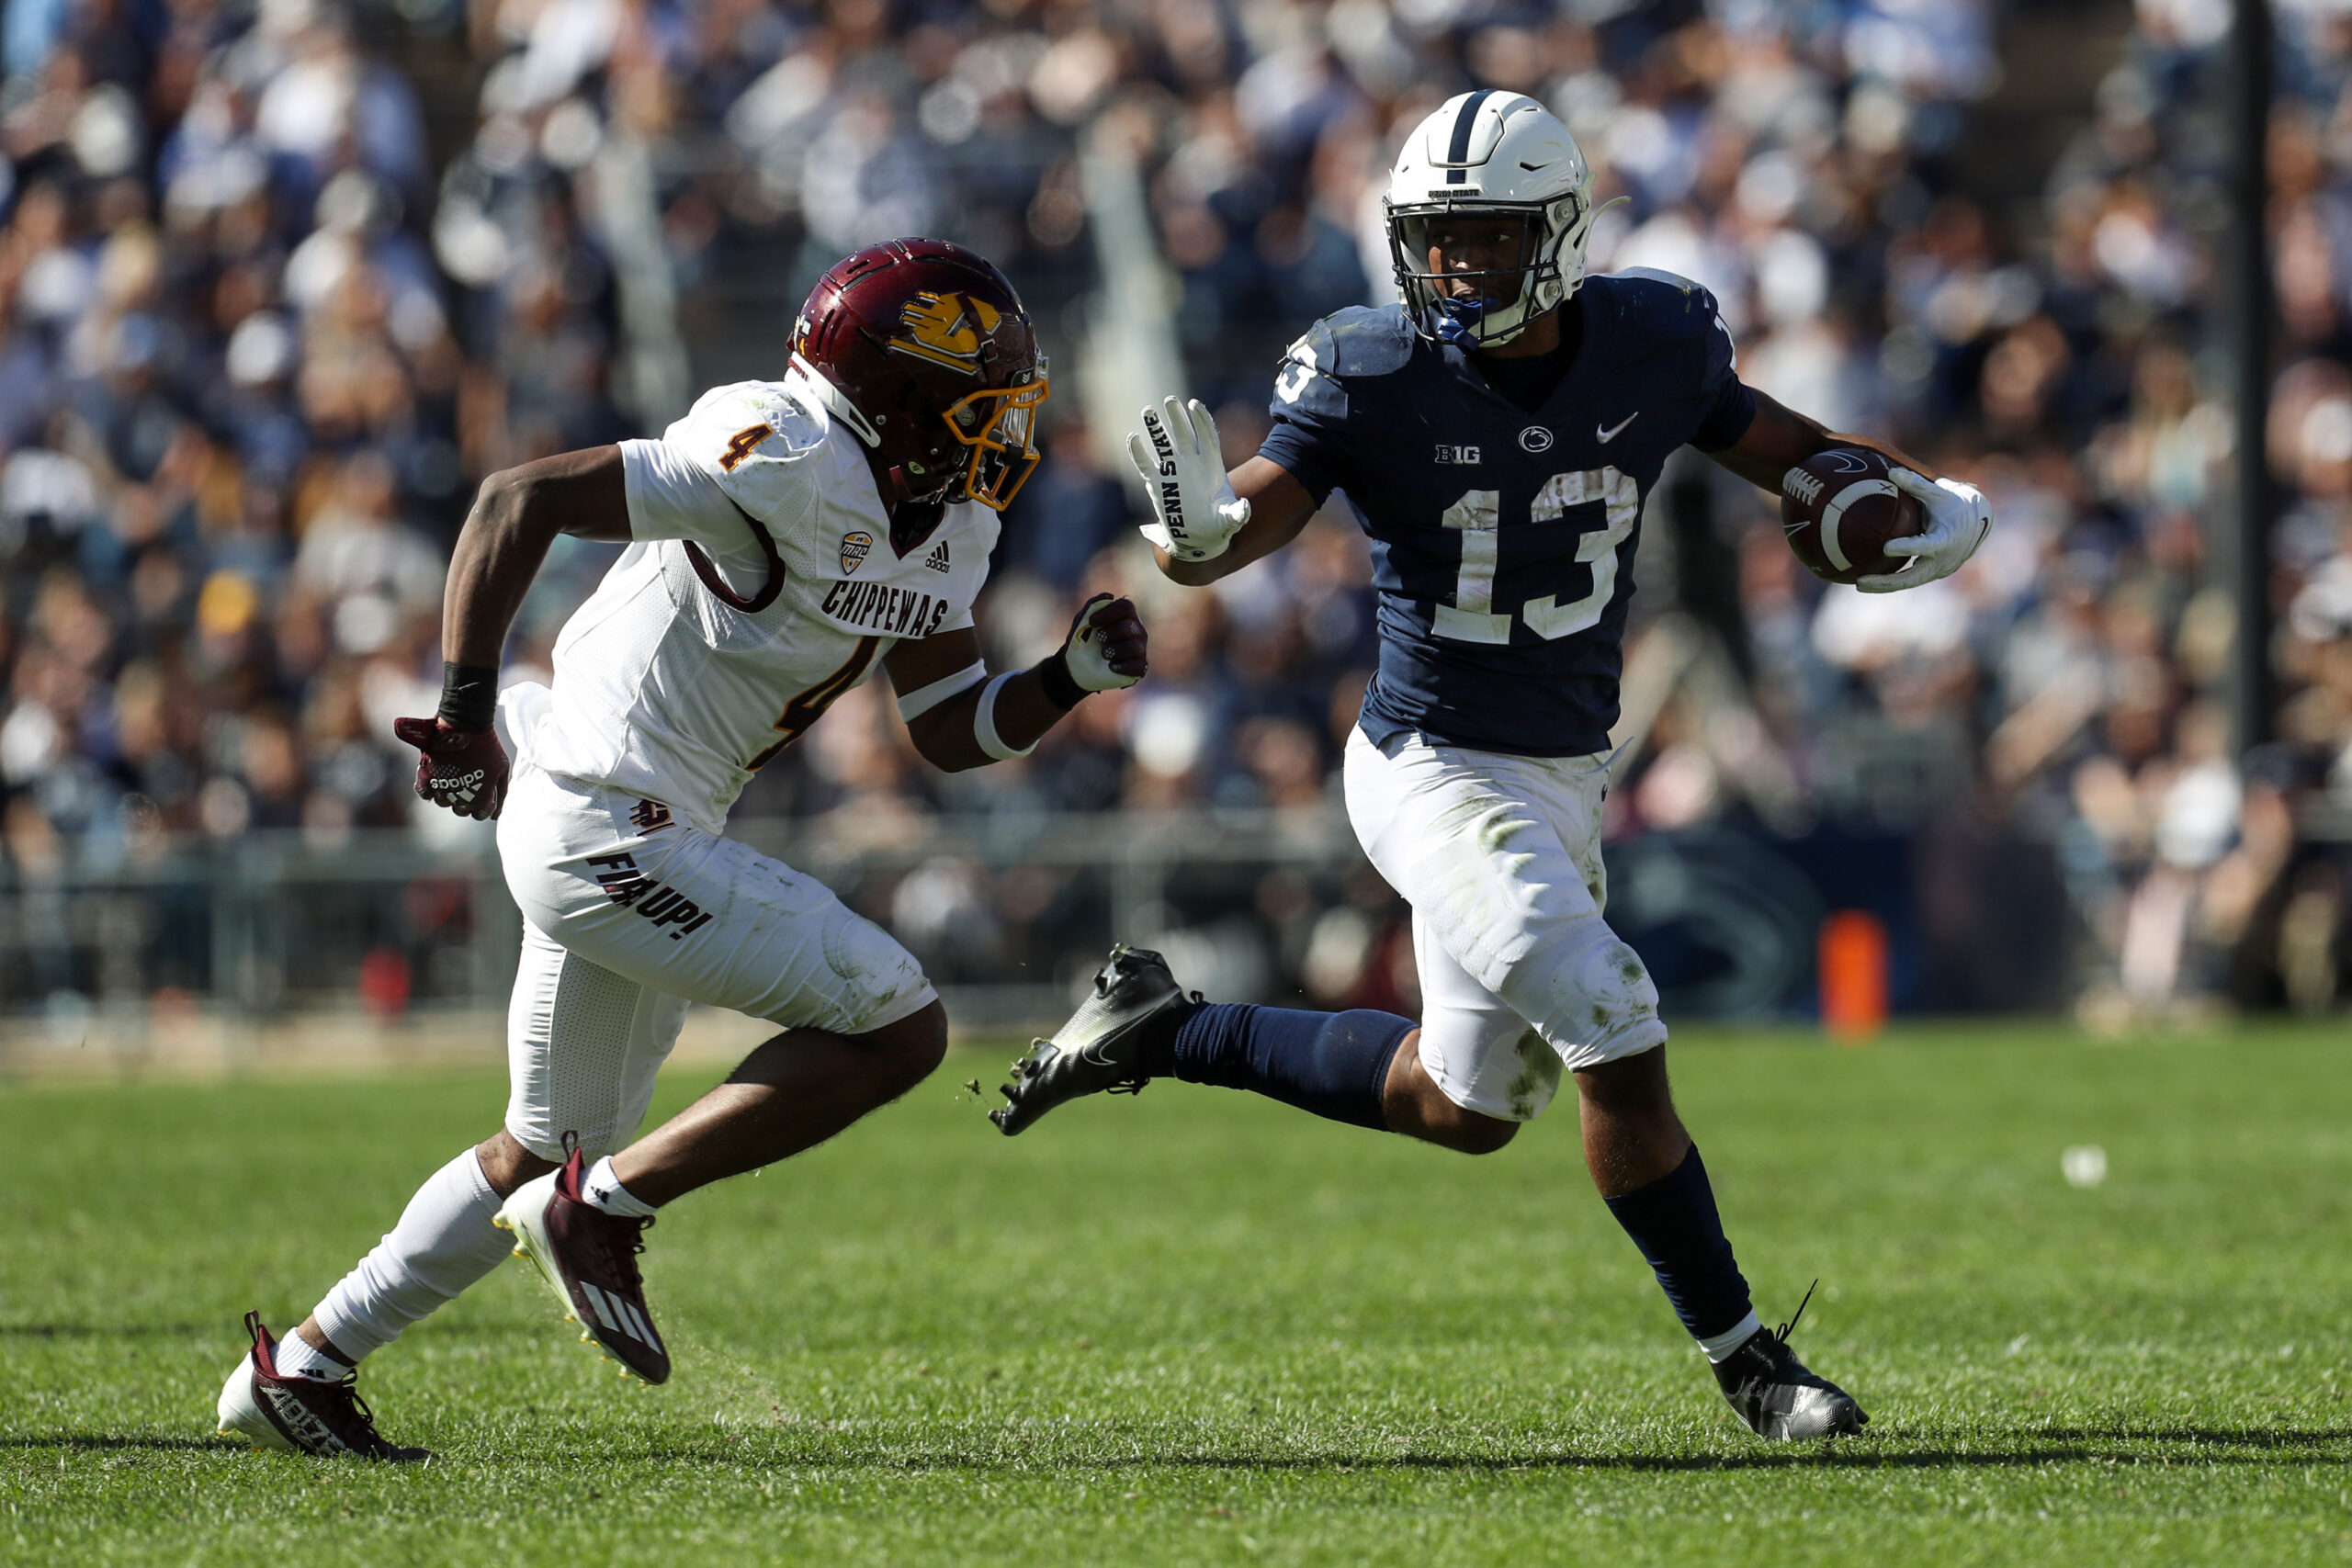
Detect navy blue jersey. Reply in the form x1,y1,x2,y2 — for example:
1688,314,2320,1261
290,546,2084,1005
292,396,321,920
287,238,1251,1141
1257,270,1754,758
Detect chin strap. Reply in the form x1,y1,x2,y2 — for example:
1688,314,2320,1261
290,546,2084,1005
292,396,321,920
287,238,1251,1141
885,464,954,508
1431,298,1486,347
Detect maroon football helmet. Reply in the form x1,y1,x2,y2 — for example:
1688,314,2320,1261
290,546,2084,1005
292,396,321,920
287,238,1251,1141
791,238,1047,511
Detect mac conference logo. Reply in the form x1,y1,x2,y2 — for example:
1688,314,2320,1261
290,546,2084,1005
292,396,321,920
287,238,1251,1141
840,531,873,574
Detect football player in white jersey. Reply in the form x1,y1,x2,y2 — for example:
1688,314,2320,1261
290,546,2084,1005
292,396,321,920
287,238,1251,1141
217,239,1148,1460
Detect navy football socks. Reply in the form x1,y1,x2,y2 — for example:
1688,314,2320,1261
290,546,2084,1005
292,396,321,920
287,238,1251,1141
1600,1145,1758,1349
1161,1003,1412,1131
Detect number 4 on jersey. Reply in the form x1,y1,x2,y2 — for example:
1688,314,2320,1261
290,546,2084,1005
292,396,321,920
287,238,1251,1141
747,637,878,771
719,423,773,472
1435,466,1638,645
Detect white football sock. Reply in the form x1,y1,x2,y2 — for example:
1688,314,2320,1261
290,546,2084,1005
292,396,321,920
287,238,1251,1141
582,1156,659,1218
1699,1310,1764,1362
272,1327,350,1382
310,1148,513,1364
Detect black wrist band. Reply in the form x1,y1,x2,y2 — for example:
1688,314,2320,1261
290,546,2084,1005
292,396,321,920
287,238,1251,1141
437,662,500,731
1035,651,1088,713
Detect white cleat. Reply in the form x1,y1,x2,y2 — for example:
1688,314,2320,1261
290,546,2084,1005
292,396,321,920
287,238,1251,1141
215,1311,428,1461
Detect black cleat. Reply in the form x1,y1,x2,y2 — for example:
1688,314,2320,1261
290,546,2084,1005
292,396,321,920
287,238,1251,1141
990,944,1195,1136
1712,1284,1868,1440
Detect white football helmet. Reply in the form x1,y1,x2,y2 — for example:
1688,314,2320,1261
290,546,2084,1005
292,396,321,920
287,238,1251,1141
1385,90,1603,349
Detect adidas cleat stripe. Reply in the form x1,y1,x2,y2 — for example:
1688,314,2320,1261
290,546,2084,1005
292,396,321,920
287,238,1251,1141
582,1283,623,1334
622,1302,659,1348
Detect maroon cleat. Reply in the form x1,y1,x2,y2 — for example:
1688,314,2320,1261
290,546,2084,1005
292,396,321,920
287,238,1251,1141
215,1312,430,1461
493,1148,671,1385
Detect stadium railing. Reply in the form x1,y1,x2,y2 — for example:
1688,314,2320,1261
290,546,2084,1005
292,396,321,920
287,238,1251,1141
0,804,2110,1044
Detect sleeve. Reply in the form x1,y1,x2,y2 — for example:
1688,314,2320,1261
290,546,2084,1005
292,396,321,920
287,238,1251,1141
1255,323,1353,505
1688,296,1756,452
620,436,746,550
621,380,828,554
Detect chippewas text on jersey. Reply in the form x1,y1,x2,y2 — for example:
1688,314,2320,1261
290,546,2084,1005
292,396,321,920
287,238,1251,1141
820,577,958,637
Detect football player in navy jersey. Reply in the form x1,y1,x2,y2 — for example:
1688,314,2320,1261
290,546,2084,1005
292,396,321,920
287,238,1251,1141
994,92,1992,1440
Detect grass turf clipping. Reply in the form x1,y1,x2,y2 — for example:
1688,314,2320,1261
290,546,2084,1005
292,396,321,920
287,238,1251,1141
3,1023,2349,1565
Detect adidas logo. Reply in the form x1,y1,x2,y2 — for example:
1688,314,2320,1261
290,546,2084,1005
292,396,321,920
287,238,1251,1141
923,541,950,574
576,1280,662,1351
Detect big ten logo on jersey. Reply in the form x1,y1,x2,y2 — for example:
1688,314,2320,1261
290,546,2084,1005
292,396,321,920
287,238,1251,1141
629,798,673,834
1436,444,1482,465
840,531,873,574
585,852,713,941
719,422,774,472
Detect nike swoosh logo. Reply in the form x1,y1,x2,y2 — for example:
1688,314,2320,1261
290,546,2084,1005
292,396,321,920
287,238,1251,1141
1597,412,1639,444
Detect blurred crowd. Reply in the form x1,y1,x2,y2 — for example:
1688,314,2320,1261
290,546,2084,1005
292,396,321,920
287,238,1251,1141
4,0,2352,1015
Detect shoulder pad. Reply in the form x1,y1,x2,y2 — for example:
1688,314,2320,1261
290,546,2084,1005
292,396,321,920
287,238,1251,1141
1589,270,1720,341
662,380,834,524
1294,304,1417,380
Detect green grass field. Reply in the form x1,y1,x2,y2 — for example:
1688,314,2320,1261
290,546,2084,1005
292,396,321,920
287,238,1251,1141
4,1023,2350,1565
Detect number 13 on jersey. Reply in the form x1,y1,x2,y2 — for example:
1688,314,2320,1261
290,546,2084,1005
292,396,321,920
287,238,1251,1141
1433,466,1639,645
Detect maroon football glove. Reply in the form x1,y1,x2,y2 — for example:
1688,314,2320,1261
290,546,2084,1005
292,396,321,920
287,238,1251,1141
392,716,511,820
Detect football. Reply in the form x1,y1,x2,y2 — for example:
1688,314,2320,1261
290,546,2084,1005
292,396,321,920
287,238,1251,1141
1779,447,1927,585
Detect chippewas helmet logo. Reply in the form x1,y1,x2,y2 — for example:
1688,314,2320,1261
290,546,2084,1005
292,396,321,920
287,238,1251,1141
840,531,874,574
890,291,1001,375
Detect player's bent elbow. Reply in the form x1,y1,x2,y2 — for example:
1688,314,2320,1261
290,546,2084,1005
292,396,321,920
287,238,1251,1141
471,463,532,515
464,464,551,545
469,448,626,543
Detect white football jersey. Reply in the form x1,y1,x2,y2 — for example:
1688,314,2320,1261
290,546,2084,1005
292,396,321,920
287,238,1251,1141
523,370,1000,830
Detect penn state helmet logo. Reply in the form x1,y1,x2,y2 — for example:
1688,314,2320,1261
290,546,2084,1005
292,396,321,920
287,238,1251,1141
840,531,873,574
890,291,1001,375
1518,426,1555,454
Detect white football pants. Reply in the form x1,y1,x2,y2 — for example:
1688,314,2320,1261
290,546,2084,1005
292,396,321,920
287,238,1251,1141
297,751,936,1366
1343,726,1668,1122
493,758,937,1162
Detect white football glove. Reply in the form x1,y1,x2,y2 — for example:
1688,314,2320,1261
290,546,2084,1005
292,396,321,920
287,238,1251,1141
1859,469,1993,593
1125,395,1250,562
1058,592,1147,692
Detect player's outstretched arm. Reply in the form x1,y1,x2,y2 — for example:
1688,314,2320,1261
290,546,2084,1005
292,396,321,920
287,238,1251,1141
1704,387,1991,592
886,594,1148,773
397,446,633,819
1704,387,1938,490
1150,458,1320,587
1124,394,1319,586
